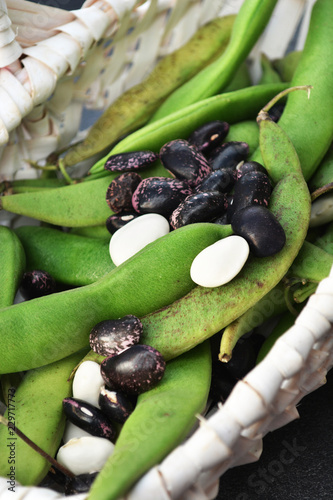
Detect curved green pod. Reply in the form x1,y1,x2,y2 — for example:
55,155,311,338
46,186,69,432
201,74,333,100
0,350,85,486
15,226,114,286
0,222,232,374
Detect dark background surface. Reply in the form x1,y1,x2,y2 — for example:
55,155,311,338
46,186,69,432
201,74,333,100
28,1,333,498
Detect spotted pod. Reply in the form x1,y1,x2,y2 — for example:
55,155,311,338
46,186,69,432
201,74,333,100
231,205,286,257
236,160,268,179
98,386,133,424
63,397,116,441
227,171,272,221
106,211,139,235
100,345,166,396
187,120,230,153
132,177,192,217
104,151,158,172
89,315,143,357
194,168,235,194
208,141,249,170
159,139,211,186
106,173,142,213
19,269,57,300
170,191,228,229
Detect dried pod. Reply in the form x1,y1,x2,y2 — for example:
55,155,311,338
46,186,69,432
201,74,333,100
106,211,139,235
208,141,249,171
170,191,228,229
132,176,192,217
159,139,211,186
187,120,230,153
62,398,116,441
89,315,143,357
104,150,158,172
106,172,142,213
195,168,235,194
231,205,286,257
100,344,166,395
227,171,272,222
236,160,268,180
99,386,133,423
19,270,56,300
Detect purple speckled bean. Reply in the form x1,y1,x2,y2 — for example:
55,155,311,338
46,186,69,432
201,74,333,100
132,176,192,217
187,120,230,153
19,270,56,300
89,315,143,357
159,139,211,187
63,397,117,441
98,386,133,424
100,345,166,395
208,141,249,171
106,172,142,213
104,151,158,172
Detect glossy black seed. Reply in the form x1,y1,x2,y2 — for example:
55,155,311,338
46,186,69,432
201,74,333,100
132,177,192,217
62,398,116,441
106,211,139,235
99,386,133,423
106,172,141,213
170,191,228,229
187,120,230,153
227,171,272,222
268,102,285,123
159,139,211,186
208,141,249,171
65,472,98,495
195,167,236,194
231,205,286,257
236,160,268,180
89,315,143,357
19,270,57,300
100,344,166,396
104,150,158,172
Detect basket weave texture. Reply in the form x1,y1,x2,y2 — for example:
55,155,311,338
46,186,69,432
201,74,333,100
0,0,331,499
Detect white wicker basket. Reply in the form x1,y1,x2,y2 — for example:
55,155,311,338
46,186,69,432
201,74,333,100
0,0,332,499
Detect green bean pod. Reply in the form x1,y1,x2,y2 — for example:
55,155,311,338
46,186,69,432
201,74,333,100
1,177,69,194
308,143,333,192
256,312,296,364
0,226,26,306
149,0,278,122
0,223,232,374
89,83,287,176
251,0,333,180
0,160,170,227
258,53,282,85
272,50,302,83
70,225,111,240
88,342,211,500
61,15,235,168
139,101,311,361
15,226,114,286
224,120,259,156
0,350,85,485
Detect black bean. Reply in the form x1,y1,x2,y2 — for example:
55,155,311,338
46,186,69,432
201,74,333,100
19,270,57,300
62,398,116,441
170,191,228,229
104,151,158,172
159,139,211,186
227,171,272,222
132,177,192,217
236,160,268,180
89,315,143,357
194,167,236,194
106,211,139,235
99,386,133,423
106,172,142,213
208,141,249,171
187,120,230,153
100,344,166,396
231,205,286,257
